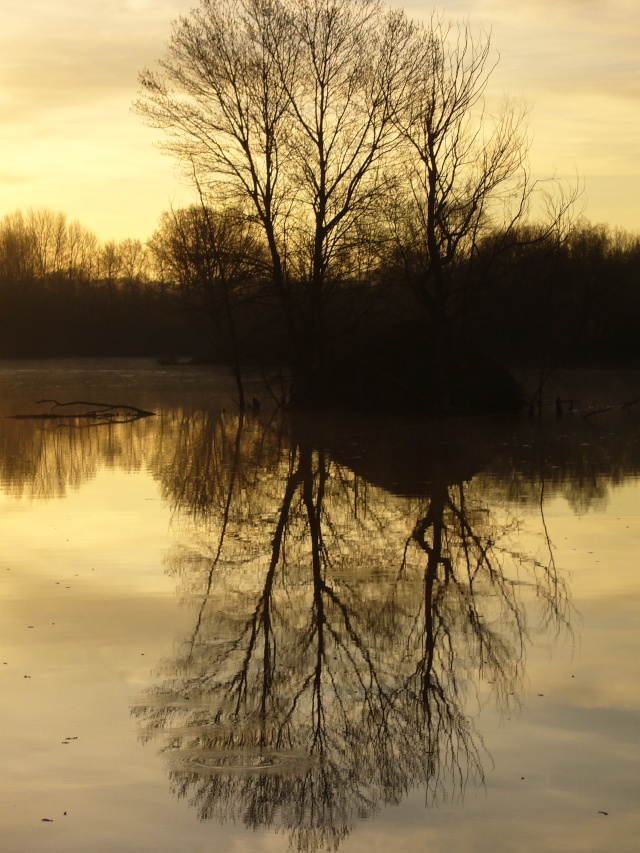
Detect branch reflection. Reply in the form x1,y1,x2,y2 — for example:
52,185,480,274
133,412,570,850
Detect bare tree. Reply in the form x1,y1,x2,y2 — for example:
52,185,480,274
388,17,579,409
66,220,100,283
25,208,69,279
0,208,104,287
137,3,581,410
0,210,36,283
270,0,416,390
136,0,296,345
135,0,416,399
99,239,123,288
118,238,150,287
149,202,267,405
393,20,529,315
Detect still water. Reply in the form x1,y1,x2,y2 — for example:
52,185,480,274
1,360,639,853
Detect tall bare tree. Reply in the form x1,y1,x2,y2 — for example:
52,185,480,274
136,0,416,399
137,0,296,346
137,3,579,410
388,17,579,409
271,0,416,389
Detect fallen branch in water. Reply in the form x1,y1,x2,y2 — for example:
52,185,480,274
583,405,614,420
584,394,640,420
622,395,640,411
8,399,156,425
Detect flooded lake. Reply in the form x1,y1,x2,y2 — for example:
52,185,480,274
1,360,639,852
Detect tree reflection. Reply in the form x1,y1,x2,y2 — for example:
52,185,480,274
133,414,570,850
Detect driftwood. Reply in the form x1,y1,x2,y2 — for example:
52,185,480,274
8,399,155,425
583,394,640,421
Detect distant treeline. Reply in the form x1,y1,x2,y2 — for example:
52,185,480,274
0,204,639,373
476,220,640,366
0,208,196,358
0,207,640,364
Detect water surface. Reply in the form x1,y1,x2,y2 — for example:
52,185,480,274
1,360,639,852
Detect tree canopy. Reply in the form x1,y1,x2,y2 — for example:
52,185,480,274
135,0,583,411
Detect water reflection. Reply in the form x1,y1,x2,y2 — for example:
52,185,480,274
132,411,571,850
4,392,639,510
3,384,640,850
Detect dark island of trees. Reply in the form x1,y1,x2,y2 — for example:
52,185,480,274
1,0,639,415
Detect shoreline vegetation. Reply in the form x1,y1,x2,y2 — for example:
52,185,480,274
1,205,638,416
1,1,639,414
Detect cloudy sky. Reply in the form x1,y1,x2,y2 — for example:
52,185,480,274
1,0,638,241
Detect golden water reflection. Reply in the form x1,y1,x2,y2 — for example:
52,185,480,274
135,410,577,851
2,368,640,851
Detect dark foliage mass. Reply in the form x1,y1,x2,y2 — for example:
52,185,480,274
0,209,197,359
0,206,638,411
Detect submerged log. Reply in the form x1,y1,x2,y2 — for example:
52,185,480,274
8,399,156,425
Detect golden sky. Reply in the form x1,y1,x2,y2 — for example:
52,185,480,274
1,0,638,241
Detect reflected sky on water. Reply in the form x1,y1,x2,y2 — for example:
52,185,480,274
1,361,639,852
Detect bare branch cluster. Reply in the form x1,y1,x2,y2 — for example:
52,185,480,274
135,0,581,404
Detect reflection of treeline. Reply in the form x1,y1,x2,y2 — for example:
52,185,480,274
0,408,164,499
1,206,639,372
3,394,640,511
476,406,640,513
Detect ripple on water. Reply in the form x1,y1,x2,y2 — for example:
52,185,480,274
170,748,313,775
